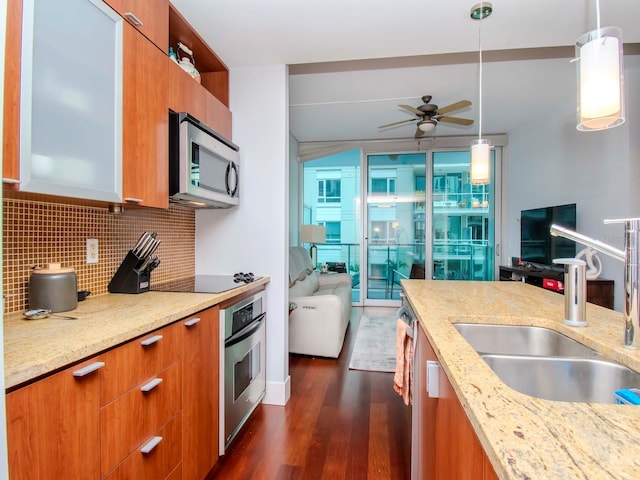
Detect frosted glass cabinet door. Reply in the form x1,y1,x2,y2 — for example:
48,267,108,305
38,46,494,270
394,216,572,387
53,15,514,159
20,0,123,202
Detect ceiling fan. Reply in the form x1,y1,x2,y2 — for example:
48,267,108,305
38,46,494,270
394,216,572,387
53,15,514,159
379,95,474,138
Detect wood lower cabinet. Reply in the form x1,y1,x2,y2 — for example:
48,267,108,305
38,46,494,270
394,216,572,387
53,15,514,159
6,306,224,480
122,23,169,209
182,306,220,480
6,357,105,479
414,326,498,480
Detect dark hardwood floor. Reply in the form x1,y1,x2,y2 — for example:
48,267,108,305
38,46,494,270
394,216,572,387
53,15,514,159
207,307,412,480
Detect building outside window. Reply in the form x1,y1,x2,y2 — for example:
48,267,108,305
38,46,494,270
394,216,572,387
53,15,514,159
317,177,341,203
319,221,341,244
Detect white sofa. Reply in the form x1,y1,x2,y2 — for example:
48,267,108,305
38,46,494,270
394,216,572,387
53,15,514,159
288,246,352,358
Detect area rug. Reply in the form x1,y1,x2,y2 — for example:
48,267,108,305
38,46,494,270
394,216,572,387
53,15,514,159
348,315,397,373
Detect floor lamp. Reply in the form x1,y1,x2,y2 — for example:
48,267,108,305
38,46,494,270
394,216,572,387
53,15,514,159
300,225,326,270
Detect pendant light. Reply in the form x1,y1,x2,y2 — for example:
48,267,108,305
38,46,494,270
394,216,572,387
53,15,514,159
576,0,624,131
470,2,492,185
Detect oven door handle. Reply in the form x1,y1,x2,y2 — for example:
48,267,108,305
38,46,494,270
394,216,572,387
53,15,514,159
225,312,266,347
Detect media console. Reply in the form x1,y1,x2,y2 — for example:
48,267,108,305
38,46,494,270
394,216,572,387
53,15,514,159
499,265,614,310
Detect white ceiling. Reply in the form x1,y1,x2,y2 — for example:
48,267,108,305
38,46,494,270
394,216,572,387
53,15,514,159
171,0,640,143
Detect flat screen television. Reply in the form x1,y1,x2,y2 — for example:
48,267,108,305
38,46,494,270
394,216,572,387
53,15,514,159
520,203,576,267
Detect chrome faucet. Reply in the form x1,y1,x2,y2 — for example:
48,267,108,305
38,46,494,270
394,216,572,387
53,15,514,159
550,219,639,349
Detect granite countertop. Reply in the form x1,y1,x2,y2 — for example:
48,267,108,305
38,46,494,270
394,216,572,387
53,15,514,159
3,277,270,389
402,280,640,480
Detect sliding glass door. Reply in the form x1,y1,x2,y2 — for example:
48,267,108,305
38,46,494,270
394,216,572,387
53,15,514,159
364,153,426,304
430,149,498,281
300,142,502,306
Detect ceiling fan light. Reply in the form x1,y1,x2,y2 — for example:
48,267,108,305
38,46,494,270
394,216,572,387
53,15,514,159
576,26,625,131
417,119,436,132
470,138,490,185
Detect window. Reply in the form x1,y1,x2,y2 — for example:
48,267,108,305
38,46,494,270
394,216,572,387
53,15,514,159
320,221,341,244
317,179,341,203
371,177,396,195
370,220,395,243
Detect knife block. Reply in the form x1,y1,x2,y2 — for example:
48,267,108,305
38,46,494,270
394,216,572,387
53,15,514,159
108,251,151,294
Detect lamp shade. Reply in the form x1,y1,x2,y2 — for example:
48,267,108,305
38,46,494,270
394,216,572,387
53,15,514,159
576,26,625,131
300,225,326,244
470,138,490,185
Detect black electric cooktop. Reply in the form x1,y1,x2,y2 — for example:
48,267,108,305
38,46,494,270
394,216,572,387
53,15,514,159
151,274,259,294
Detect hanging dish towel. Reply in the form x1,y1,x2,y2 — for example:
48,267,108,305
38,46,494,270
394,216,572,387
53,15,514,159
393,318,414,405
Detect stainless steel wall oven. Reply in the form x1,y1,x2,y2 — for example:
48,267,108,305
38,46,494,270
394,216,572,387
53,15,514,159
219,291,266,454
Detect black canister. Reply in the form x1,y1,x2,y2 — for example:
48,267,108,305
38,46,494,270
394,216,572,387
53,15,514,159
29,263,78,313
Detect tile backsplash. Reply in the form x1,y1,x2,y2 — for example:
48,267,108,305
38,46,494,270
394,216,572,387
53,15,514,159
3,198,195,314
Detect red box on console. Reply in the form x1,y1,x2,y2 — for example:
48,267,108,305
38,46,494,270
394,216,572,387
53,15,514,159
543,278,564,292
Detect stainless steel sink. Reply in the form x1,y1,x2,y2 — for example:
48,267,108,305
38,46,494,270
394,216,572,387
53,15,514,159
453,323,640,403
452,323,601,358
482,354,640,403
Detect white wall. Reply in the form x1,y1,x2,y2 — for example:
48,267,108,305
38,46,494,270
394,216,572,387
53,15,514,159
505,55,639,312
195,65,291,405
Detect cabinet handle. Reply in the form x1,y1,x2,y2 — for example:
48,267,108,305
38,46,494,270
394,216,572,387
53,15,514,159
140,334,163,347
184,317,201,327
140,436,162,454
72,361,105,377
426,361,441,398
124,197,143,203
140,377,163,393
124,12,143,27
2,178,20,184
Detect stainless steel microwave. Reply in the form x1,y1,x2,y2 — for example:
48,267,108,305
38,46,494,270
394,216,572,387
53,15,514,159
169,112,240,208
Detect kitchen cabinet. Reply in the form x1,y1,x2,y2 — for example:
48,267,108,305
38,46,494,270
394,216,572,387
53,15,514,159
182,306,220,480
6,356,104,479
17,0,124,203
2,0,22,185
168,4,232,140
100,321,183,477
103,0,168,51
168,62,232,140
121,22,169,209
414,325,497,480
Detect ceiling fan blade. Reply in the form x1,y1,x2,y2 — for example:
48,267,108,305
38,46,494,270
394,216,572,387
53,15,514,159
436,100,472,115
399,104,423,115
378,118,416,128
414,127,425,139
438,116,474,126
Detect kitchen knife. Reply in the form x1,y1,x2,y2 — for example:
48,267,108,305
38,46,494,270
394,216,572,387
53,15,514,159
140,238,158,260
136,235,154,259
132,232,149,255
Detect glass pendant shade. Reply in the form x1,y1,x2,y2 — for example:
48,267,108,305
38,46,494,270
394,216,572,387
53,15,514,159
470,139,490,185
576,26,625,131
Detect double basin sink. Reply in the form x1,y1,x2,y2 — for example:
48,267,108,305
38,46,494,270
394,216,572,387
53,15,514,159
453,323,640,404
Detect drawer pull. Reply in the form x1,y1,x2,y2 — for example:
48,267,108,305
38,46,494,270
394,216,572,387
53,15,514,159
140,377,163,393
184,317,201,327
72,361,105,377
124,12,143,27
140,436,162,454
124,197,144,203
140,335,163,347
2,178,20,184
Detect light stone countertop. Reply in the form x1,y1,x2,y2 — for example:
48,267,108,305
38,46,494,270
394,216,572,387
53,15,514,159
402,280,640,480
3,277,270,389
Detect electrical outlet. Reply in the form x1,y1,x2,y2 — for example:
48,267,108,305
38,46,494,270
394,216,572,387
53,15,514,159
86,238,99,264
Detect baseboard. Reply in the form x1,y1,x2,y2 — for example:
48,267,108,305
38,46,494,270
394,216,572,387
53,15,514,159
263,376,291,406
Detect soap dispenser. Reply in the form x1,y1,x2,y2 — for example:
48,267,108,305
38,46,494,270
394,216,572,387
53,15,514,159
553,258,587,327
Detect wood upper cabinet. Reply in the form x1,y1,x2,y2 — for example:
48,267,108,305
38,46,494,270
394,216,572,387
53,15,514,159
415,325,498,480
103,0,168,50
122,23,169,209
2,0,22,185
6,357,104,479
182,306,220,480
